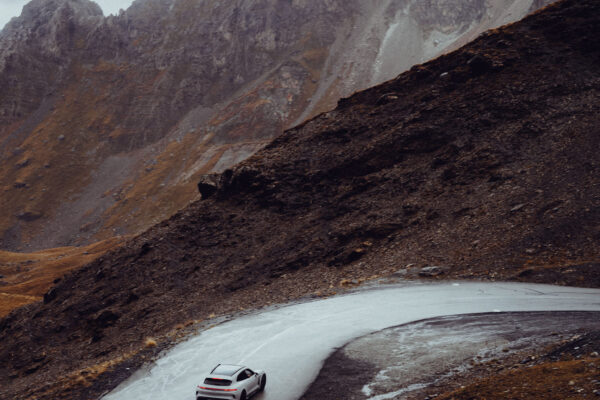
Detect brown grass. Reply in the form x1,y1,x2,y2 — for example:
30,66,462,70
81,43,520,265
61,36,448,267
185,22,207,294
437,357,600,400
0,237,123,317
24,350,139,399
0,292,41,317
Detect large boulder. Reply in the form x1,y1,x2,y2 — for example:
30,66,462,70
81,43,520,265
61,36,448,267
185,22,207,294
197,173,221,199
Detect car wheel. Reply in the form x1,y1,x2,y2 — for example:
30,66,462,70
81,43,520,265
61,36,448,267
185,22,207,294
240,390,247,400
260,374,267,391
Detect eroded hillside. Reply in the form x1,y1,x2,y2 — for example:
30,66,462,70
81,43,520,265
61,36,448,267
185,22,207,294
0,0,553,251
0,0,598,398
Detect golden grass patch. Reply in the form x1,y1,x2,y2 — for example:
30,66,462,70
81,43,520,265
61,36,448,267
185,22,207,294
437,358,600,400
0,237,123,317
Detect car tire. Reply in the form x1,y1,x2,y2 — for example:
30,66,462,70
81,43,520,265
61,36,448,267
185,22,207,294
240,390,247,400
260,375,267,391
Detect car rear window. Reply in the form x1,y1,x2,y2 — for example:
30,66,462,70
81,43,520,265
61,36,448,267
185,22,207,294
212,365,242,375
204,378,232,386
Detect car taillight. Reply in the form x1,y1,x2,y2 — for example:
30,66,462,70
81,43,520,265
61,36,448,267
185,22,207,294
197,386,237,392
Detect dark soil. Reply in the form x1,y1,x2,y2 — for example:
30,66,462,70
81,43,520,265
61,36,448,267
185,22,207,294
300,351,380,400
300,312,600,400
1,0,599,398
437,331,600,400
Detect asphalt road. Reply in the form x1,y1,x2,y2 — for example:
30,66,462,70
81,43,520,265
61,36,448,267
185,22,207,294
102,282,600,400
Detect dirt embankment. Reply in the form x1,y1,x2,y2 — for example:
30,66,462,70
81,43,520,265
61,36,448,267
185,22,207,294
0,0,598,399
301,312,600,400
437,330,600,400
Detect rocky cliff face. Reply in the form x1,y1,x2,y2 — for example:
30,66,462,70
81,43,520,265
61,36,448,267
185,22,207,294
0,0,554,250
0,0,103,119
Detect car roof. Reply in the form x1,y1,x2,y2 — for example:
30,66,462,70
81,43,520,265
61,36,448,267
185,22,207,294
210,364,245,376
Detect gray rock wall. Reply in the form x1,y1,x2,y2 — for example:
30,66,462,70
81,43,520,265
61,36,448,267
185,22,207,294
0,0,556,250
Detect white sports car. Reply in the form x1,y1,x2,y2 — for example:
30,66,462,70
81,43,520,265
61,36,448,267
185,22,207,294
196,364,267,400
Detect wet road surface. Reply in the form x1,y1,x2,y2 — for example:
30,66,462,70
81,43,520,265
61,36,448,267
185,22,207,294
103,282,600,400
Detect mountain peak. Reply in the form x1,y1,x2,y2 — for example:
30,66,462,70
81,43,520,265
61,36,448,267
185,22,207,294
1,0,102,36
0,0,103,61
25,0,102,15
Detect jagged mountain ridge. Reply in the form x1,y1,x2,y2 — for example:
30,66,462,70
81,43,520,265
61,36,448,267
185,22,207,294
0,0,552,251
0,0,598,398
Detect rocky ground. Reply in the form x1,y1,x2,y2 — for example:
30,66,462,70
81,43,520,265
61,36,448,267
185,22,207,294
0,0,598,399
300,312,600,400
436,331,600,400
0,0,550,252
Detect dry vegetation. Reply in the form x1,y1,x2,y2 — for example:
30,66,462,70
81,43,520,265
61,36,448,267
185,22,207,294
438,357,600,400
23,350,141,400
0,237,123,317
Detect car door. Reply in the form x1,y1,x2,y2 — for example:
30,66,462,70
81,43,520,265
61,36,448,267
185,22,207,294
245,369,260,393
237,369,256,394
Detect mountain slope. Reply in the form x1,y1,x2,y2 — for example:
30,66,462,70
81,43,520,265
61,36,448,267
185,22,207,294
0,0,553,251
1,0,598,398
